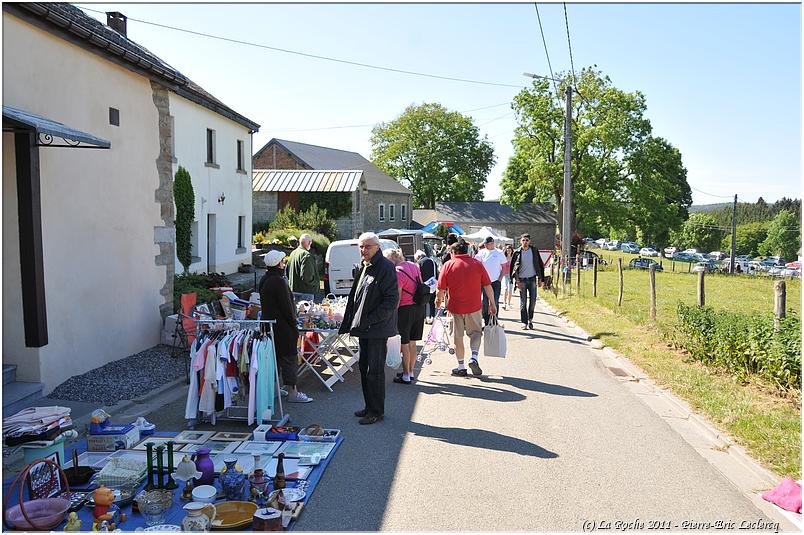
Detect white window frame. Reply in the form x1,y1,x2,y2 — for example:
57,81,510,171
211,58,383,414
378,203,385,222
389,203,395,222
401,203,407,221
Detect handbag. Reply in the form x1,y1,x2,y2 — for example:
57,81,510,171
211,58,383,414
399,269,430,305
483,315,507,358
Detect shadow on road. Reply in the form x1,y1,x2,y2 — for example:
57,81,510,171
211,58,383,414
414,376,527,402
476,375,598,397
505,329,587,344
408,421,559,458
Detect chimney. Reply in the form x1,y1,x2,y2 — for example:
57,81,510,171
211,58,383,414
106,12,127,36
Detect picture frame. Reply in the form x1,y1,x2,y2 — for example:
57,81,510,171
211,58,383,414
26,452,63,499
263,457,312,480
63,451,113,470
183,440,240,454
233,441,282,456
132,436,184,451
275,441,336,460
211,432,251,442
174,430,216,444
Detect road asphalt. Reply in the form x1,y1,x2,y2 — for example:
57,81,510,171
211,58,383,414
143,299,797,532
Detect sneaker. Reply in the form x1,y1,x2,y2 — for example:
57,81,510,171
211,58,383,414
393,376,412,384
468,360,483,376
520,323,529,330
395,372,416,382
528,322,534,330
280,389,289,397
288,391,313,403
354,409,369,417
451,368,468,377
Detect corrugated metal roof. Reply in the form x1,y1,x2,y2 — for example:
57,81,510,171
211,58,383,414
252,170,363,192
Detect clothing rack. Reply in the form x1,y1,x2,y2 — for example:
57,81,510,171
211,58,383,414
188,318,290,428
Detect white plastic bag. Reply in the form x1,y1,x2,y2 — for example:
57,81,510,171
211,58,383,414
483,315,507,358
386,334,402,368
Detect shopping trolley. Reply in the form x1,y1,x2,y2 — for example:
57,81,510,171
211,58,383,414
416,307,455,365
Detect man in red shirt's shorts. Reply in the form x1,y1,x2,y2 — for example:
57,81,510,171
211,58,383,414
436,240,497,377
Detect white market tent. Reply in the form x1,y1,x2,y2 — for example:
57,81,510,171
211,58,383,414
461,226,513,244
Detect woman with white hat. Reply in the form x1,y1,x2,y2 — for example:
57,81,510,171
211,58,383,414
258,250,312,403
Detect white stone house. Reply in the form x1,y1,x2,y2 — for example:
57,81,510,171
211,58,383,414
2,4,259,396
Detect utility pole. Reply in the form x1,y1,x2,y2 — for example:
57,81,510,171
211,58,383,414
522,72,572,283
729,194,737,274
562,85,573,283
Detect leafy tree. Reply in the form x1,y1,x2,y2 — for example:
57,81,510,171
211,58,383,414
434,223,449,240
759,210,801,259
371,103,496,209
708,197,800,228
173,166,194,273
500,67,690,245
673,213,724,251
720,222,769,257
269,204,336,241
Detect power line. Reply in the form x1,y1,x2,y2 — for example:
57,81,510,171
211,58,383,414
689,186,735,199
563,3,577,86
477,111,515,128
78,5,524,89
267,102,513,133
533,4,560,98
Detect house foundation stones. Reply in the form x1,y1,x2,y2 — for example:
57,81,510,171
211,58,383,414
151,82,175,319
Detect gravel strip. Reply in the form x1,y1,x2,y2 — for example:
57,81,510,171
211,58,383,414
46,344,185,405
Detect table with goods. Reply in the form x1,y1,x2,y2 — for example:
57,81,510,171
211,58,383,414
2,422,343,531
296,297,359,391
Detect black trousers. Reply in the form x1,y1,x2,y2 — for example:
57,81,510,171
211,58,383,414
358,337,387,416
277,353,298,387
482,280,502,325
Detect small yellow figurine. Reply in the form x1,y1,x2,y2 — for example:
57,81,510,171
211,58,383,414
64,512,82,531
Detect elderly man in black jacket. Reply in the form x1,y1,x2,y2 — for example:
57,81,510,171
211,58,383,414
339,232,399,425
510,233,545,330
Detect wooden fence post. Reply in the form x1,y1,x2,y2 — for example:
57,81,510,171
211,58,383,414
774,280,786,331
672,260,675,272
649,263,657,320
618,258,623,306
593,258,598,297
576,254,581,296
697,270,705,307
688,261,692,273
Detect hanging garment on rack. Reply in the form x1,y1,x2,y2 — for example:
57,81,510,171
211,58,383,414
255,337,277,425
199,339,218,415
185,337,202,420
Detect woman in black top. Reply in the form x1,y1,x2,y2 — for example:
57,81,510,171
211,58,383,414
415,250,438,322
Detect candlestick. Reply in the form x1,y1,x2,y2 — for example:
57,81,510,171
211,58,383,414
165,441,178,490
155,445,165,489
144,442,156,491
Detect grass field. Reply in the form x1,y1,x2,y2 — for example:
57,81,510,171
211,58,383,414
543,249,801,478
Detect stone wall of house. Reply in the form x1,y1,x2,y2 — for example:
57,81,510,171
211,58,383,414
495,223,555,251
364,191,412,233
253,191,278,228
253,143,309,170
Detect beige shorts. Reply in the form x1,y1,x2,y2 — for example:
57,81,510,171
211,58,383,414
450,310,483,339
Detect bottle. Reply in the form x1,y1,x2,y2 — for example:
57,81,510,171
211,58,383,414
273,453,286,490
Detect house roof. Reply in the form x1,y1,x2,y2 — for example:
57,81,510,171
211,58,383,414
414,201,557,226
253,170,362,193
4,105,111,148
6,3,260,132
256,139,411,195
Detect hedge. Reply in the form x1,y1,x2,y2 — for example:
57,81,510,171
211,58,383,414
675,303,801,390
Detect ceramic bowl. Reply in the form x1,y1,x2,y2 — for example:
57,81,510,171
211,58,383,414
192,484,217,503
6,498,70,530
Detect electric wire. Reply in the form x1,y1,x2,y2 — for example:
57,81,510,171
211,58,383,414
563,3,578,86
533,3,560,98
78,5,524,89
689,186,735,199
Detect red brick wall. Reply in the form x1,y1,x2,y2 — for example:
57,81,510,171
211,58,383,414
253,143,310,170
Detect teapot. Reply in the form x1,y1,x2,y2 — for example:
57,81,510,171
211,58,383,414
182,502,217,532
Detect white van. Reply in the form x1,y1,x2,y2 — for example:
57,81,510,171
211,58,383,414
324,238,398,296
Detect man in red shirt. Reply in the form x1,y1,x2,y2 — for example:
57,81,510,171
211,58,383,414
436,241,497,377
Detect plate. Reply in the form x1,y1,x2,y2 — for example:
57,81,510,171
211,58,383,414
144,524,181,532
210,501,258,530
280,487,306,502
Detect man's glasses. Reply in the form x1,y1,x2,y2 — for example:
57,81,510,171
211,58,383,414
359,244,377,249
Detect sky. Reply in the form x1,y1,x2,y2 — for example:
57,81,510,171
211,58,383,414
77,2,801,206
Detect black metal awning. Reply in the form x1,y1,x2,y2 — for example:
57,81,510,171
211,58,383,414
3,105,111,149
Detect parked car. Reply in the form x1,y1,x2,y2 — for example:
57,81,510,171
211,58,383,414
639,247,659,257
584,237,601,249
682,248,699,255
594,238,607,247
691,261,717,274
621,243,640,254
663,246,678,257
574,250,608,268
324,238,398,295
605,240,621,251
708,251,726,261
628,257,663,271
672,252,696,262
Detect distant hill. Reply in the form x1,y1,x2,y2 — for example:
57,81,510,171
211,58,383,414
689,203,731,213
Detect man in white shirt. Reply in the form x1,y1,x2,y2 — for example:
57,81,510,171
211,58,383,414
475,236,507,325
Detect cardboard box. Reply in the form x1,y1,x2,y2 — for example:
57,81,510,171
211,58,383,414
87,424,140,452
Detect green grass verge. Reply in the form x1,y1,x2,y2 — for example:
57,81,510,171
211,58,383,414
544,253,801,478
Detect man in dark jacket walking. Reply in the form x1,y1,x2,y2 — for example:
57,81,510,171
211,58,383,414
510,233,545,330
339,232,399,425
